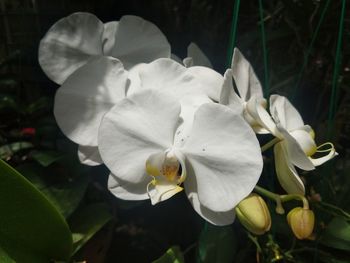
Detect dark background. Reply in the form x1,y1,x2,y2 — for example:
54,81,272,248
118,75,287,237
0,0,349,262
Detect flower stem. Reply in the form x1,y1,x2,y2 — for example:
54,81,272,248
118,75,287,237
226,0,241,67
258,0,269,96
261,137,280,152
254,185,278,199
280,194,309,210
248,232,262,253
254,185,310,212
254,185,284,214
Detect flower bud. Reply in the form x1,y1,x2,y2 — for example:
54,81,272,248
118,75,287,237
287,207,315,239
235,193,271,235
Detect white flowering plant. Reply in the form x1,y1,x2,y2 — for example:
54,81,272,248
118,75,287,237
0,4,347,263
41,11,338,261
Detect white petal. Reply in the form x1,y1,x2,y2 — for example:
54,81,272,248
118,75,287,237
299,125,314,134
108,173,149,200
274,142,305,195
149,183,183,205
98,90,181,183
181,103,263,212
173,95,213,147
219,69,244,113
245,96,278,135
54,56,128,146
39,12,104,84
129,61,215,148
125,63,146,95
137,58,215,99
102,21,119,55
186,42,213,68
183,57,194,67
219,70,269,135
243,110,271,134
270,95,304,131
310,144,338,166
77,145,103,166
137,58,196,97
186,187,235,226
277,125,315,171
105,15,170,69
186,66,224,101
289,129,317,156
231,48,263,101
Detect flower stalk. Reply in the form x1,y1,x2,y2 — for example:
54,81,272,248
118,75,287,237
261,137,280,152
254,185,310,213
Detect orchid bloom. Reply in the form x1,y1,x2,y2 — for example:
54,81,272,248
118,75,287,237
220,48,269,133
39,12,170,166
171,42,213,68
52,56,224,166
183,43,213,68
98,89,263,225
39,12,170,85
53,56,129,166
170,43,221,95
249,94,337,194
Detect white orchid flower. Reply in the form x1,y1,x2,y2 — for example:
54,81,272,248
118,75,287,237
53,56,128,166
39,12,170,85
219,48,269,134
170,43,222,98
183,43,213,68
171,42,213,68
53,57,223,166
248,94,337,194
98,89,263,225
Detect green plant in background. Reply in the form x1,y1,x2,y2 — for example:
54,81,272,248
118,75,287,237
0,159,72,262
0,0,349,262
221,0,349,262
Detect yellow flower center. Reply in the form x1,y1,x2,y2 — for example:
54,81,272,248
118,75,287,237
145,149,186,204
289,129,317,156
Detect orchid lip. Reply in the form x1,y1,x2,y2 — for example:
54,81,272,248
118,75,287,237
289,129,317,157
290,128,337,162
145,148,186,204
309,142,338,166
98,88,263,225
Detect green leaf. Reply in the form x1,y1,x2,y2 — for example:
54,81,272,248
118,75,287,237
25,97,50,114
0,159,73,262
17,163,90,218
0,79,18,87
152,246,185,263
0,246,16,263
0,94,17,110
320,217,350,251
69,203,112,255
0,142,33,159
197,224,236,263
30,150,64,166
72,233,85,244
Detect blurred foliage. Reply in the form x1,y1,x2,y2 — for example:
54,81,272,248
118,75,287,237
0,159,72,262
0,0,349,262
152,246,185,263
197,224,236,263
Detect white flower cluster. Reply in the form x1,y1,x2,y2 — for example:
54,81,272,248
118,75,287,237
39,12,337,225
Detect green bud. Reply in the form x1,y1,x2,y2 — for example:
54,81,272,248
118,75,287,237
287,207,315,239
235,193,271,235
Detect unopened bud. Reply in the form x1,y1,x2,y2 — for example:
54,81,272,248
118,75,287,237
287,207,315,239
235,193,271,235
